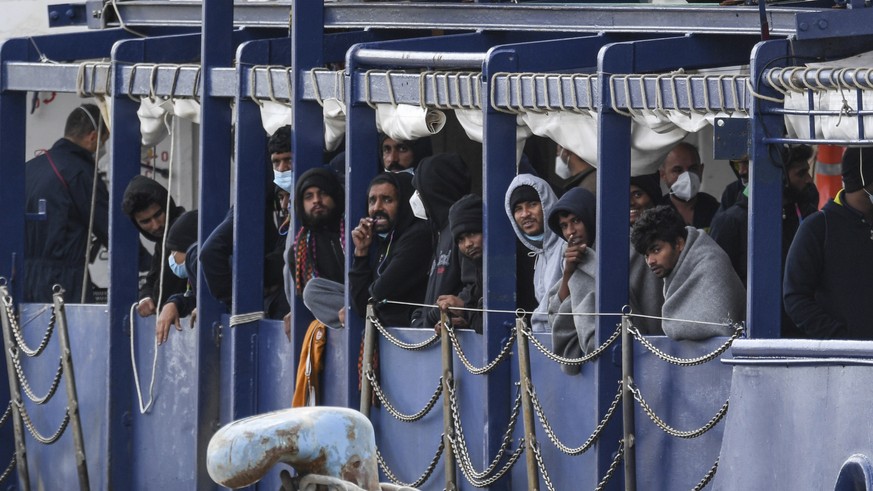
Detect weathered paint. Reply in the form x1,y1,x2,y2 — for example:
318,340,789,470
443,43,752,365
206,406,380,490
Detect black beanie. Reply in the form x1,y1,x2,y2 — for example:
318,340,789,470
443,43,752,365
450,194,483,242
630,172,662,202
294,167,345,216
165,210,199,253
509,185,540,211
841,147,873,193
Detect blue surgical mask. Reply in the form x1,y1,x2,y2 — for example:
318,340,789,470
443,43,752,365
168,254,188,279
273,169,294,193
524,232,544,244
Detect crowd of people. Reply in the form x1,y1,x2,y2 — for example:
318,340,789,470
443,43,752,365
24,105,873,361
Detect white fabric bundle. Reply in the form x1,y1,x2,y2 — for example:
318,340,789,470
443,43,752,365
454,108,532,165
138,97,201,146
375,103,446,141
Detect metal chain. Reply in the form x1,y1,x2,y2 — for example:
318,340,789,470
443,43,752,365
366,370,443,423
524,321,621,366
369,315,439,351
530,440,556,491
0,401,12,428
692,457,719,491
10,350,64,405
4,298,57,357
298,474,369,491
446,381,525,487
628,323,744,367
0,456,14,484
630,383,729,439
445,323,516,375
376,435,444,488
529,380,623,455
593,440,624,491
15,400,70,444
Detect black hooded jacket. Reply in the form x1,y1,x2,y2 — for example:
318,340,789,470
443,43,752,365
350,172,432,326
409,153,471,328
25,138,110,302
122,175,188,308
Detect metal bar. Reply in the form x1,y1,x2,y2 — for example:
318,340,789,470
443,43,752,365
764,66,873,92
0,287,29,491
439,312,457,490
359,306,377,417
621,315,636,491
515,318,540,491
353,48,485,69
106,1,825,37
52,289,90,491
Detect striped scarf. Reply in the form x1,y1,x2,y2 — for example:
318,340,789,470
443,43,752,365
293,219,345,296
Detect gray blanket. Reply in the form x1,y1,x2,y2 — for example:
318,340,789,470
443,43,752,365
548,246,597,374
662,227,745,339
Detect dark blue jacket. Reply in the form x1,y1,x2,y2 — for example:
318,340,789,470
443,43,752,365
783,191,873,339
25,138,109,303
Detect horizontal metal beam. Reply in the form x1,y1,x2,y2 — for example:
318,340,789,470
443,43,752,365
102,1,831,37
353,48,485,69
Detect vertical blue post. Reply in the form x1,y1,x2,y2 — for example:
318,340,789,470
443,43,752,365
108,39,144,488
197,2,233,488
481,48,518,490
596,41,633,491
0,39,28,491
291,0,328,398
748,39,788,339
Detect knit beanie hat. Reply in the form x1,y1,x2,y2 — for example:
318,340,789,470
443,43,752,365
630,172,663,202
450,194,483,242
294,167,345,216
841,147,873,192
509,185,540,210
165,210,199,253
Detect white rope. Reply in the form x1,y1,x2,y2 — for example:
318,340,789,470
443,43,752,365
129,302,158,413
228,311,265,327
379,299,738,328
80,107,104,303
130,110,177,414
108,0,147,38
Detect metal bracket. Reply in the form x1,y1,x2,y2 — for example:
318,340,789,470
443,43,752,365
47,3,87,28
714,117,751,160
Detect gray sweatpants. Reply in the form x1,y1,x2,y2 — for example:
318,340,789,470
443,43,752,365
302,277,345,329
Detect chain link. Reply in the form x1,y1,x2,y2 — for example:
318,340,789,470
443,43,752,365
529,440,556,491
369,315,439,351
628,323,744,367
524,321,621,366
0,456,14,484
445,323,516,375
0,401,12,428
630,383,729,439
530,380,623,455
10,350,64,405
376,435,444,488
15,400,70,444
692,457,719,491
366,370,442,423
593,440,624,491
446,380,524,487
4,296,56,358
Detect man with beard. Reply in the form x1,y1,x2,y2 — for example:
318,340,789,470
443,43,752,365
659,142,720,230
409,153,472,328
348,172,432,326
289,166,350,328
434,194,484,334
379,134,432,174
631,206,745,341
122,175,187,315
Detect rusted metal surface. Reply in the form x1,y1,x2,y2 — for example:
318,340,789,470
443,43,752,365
206,406,380,490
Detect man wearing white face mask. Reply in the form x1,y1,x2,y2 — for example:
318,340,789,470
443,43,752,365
659,142,720,230
556,143,597,198
409,153,471,329
25,104,111,303
784,146,873,339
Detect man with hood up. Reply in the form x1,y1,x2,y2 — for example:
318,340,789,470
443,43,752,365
25,104,110,303
156,210,199,346
349,172,432,326
122,175,187,315
435,194,485,334
546,187,597,369
504,174,562,333
286,167,346,328
409,153,472,328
